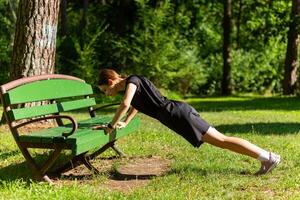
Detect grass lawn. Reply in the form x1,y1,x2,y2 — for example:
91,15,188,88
0,96,300,199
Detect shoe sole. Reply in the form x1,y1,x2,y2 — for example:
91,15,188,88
254,155,281,175
266,156,281,174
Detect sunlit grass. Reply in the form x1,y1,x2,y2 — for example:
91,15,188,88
0,96,300,199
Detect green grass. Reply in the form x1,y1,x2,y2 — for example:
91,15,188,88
1,96,300,199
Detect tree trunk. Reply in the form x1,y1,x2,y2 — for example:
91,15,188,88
115,0,136,36
1,0,60,124
222,0,232,95
78,0,89,48
10,0,60,80
60,0,68,37
283,0,300,95
236,0,242,50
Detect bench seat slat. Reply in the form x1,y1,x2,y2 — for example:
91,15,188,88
70,117,140,155
8,98,96,121
18,116,140,155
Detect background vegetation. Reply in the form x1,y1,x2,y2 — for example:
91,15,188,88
0,0,296,95
1,1,300,199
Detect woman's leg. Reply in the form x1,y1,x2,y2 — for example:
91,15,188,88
202,127,280,174
202,127,261,158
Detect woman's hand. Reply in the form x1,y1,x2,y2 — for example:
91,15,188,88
92,124,115,135
116,121,127,129
92,121,127,135
92,124,107,130
103,126,115,135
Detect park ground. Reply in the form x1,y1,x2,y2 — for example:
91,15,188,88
0,96,300,199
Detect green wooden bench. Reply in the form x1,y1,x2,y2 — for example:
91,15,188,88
0,74,140,183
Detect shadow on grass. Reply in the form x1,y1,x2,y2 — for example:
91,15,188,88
0,150,20,160
0,160,33,183
0,160,93,184
215,122,300,135
189,96,300,112
0,153,119,183
0,153,75,183
167,164,252,176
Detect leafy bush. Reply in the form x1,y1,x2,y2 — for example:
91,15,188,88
119,0,207,95
53,0,292,96
231,36,286,94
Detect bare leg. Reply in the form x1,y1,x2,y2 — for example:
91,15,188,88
202,127,263,159
202,127,281,174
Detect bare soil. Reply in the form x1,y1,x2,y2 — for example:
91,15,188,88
57,155,171,193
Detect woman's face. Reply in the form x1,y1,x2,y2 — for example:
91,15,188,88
98,84,118,96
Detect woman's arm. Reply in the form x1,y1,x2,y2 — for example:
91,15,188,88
124,107,138,125
109,83,137,128
113,107,138,129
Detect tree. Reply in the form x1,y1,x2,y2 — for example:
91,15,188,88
1,0,60,124
78,0,89,47
222,0,232,95
60,0,68,37
10,0,60,80
236,0,242,50
283,0,300,95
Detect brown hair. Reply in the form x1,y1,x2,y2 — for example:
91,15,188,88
98,69,121,86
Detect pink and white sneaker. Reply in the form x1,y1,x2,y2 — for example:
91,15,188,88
255,152,281,175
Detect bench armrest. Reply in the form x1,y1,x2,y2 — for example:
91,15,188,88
14,115,78,138
90,102,120,113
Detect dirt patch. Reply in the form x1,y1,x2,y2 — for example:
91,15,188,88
55,156,171,192
113,156,171,179
0,121,55,134
106,156,171,193
18,121,55,133
105,179,149,193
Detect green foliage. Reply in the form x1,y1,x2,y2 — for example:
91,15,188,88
231,36,286,94
0,0,296,95
118,0,207,94
71,25,107,85
0,0,17,84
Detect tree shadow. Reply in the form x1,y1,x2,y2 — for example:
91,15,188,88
0,152,73,183
167,164,251,176
189,96,300,112
109,169,158,181
0,160,33,183
0,150,20,160
0,153,119,183
215,122,300,135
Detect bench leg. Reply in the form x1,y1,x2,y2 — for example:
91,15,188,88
51,154,84,175
80,156,100,174
52,142,126,176
40,147,63,174
18,145,63,184
53,142,113,175
111,145,126,157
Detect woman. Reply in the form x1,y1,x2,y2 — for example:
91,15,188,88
95,69,280,175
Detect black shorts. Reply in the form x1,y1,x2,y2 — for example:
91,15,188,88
156,101,211,147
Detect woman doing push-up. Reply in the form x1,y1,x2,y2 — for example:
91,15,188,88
96,69,280,175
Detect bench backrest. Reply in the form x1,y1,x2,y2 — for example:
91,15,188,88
0,74,96,123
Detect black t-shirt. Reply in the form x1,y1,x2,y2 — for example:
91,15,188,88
126,75,170,119
126,75,210,148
